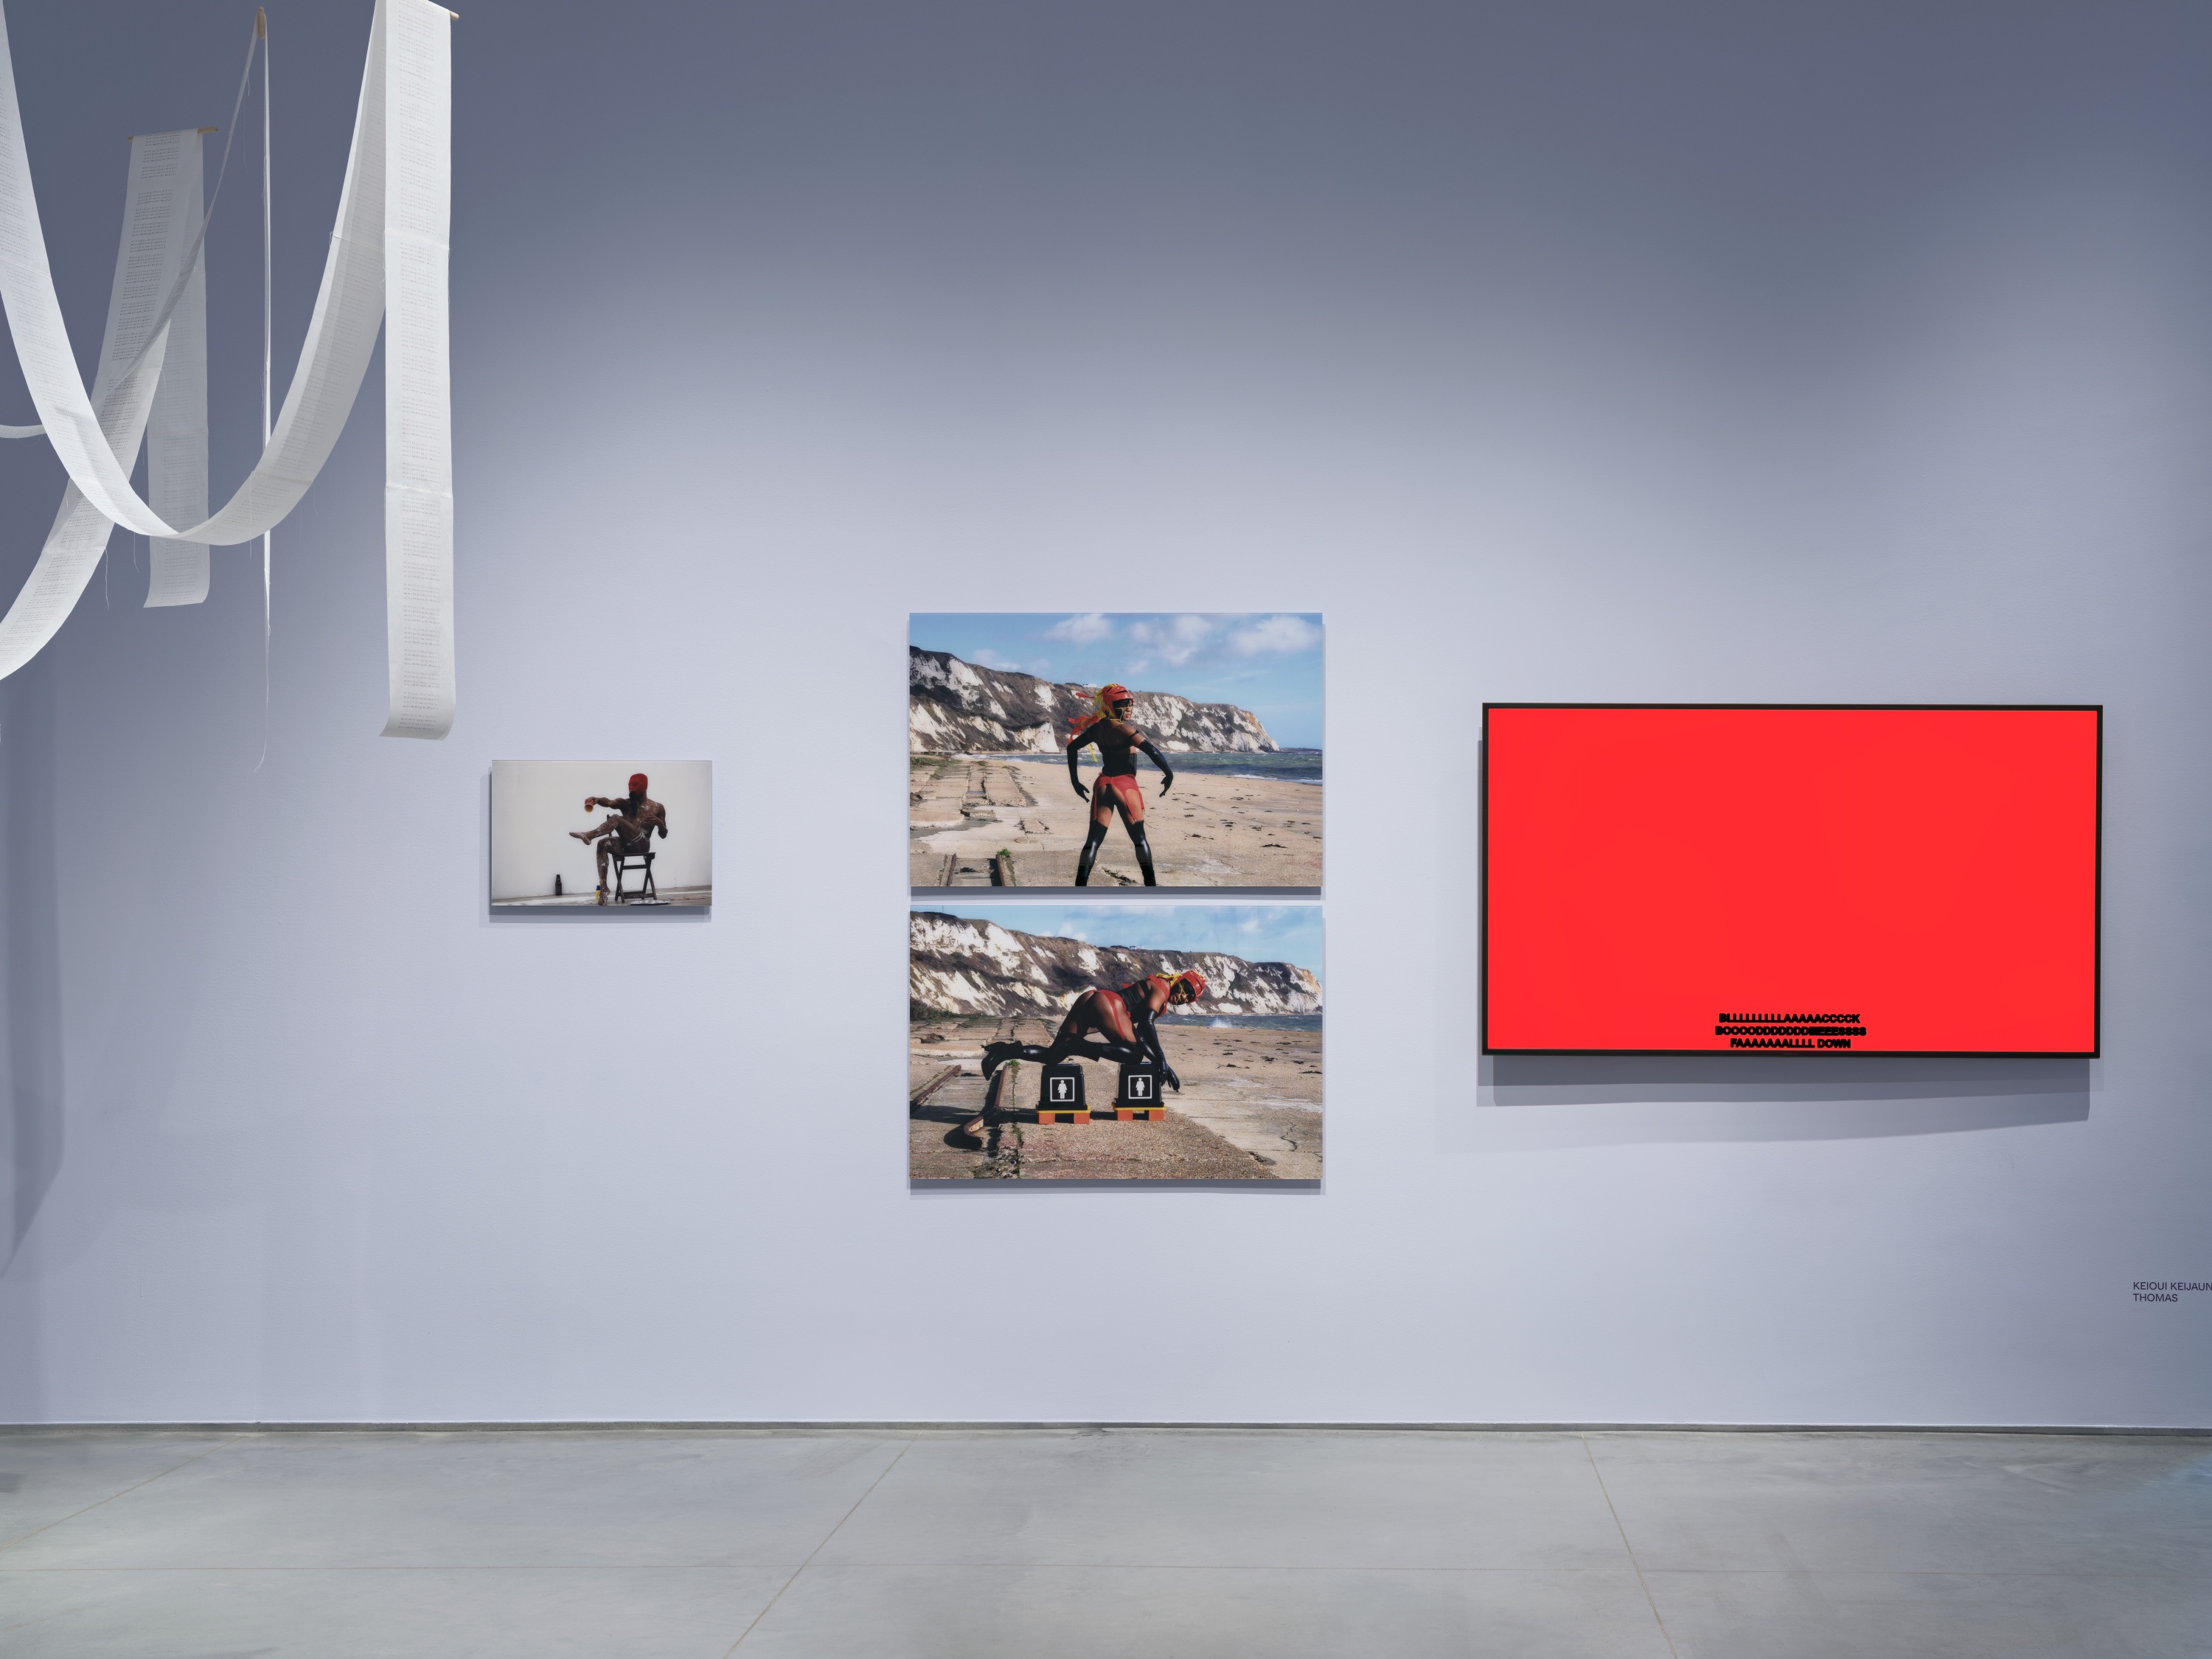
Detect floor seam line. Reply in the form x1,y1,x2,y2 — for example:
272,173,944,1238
0,1434,248,1559
0,1562,2199,1579
723,1436,917,1655
1583,1433,1680,1659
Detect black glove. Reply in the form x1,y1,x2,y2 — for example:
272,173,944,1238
1162,1065,1181,1092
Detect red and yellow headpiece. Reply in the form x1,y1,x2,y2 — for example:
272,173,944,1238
1157,969,1206,1005
1071,683,1135,737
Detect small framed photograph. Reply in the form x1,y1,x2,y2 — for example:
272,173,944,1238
490,760,712,909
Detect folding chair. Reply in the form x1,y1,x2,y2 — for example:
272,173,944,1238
611,839,663,905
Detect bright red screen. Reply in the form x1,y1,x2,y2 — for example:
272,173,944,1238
1483,706,2100,1054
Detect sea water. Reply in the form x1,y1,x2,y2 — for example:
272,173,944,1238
1160,1014,1324,1031
996,749,1323,785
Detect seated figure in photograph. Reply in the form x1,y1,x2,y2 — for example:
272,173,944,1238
963,969,1207,1138
570,771,669,905
1067,684,1175,886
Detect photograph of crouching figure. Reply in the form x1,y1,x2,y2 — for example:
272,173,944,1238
490,759,712,910
910,905,1322,1182
971,966,1208,1135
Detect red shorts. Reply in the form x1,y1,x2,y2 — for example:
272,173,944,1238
1072,987,1138,1043
1091,773,1146,825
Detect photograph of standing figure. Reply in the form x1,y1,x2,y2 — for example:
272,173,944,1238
490,760,712,909
1065,683,1178,886
910,613,1323,891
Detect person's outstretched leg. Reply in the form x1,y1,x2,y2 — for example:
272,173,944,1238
969,998,1116,1137
984,997,1093,1080
1065,1036,1146,1066
981,1039,1049,1077
594,839,613,903
982,1031,1143,1077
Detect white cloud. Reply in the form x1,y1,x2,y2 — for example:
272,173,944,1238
1045,613,1113,643
1128,613,1214,666
971,647,1025,671
1227,614,1321,657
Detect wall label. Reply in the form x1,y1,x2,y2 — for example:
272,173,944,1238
2132,1281,2209,1304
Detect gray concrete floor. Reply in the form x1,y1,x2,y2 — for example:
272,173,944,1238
1,1428,2206,1657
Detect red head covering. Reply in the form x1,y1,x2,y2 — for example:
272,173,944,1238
1150,969,1206,1005
1071,684,1135,739
628,773,648,793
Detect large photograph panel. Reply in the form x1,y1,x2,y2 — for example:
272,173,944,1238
910,904,1323,1180
910,613,1323,891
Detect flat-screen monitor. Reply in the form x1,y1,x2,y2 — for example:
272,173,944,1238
1482,704,2101,1056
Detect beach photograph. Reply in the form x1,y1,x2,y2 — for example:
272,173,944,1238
909,904,1323,1182
910,613,1322,891
490,759,712,908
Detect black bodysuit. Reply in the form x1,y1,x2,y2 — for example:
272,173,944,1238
1067,719,1174,787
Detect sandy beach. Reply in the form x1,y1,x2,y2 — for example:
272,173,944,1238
909,756,1321,888
908,1013,1323,1180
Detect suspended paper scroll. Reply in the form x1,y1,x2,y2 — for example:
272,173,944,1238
0,128,201,670
0,0,453,737
380,0,453,738
145,132,209,608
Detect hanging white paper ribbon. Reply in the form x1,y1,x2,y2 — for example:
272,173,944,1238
145,131,210,608
0,0,453,737
0,128,200,673
379,0,453,739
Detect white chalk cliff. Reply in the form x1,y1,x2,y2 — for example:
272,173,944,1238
910,647,1277,755
910,911,1323,1020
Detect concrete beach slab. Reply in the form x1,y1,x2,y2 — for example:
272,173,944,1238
911,1020,1321,1180
911,757,1322,888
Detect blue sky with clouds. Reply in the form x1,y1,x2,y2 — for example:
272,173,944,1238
922,903,1323,978
911,613,1324,748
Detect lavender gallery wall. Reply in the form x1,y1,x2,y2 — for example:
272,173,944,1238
2,0,2209,1425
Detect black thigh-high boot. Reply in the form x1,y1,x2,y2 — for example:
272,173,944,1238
1076,821,1107,885
1060,1038,1145,1067
981,1040,1054,1079
1128,823,1158,886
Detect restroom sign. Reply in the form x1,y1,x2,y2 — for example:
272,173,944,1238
1125,1073,1153,1101
1037,1062,1087,1114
